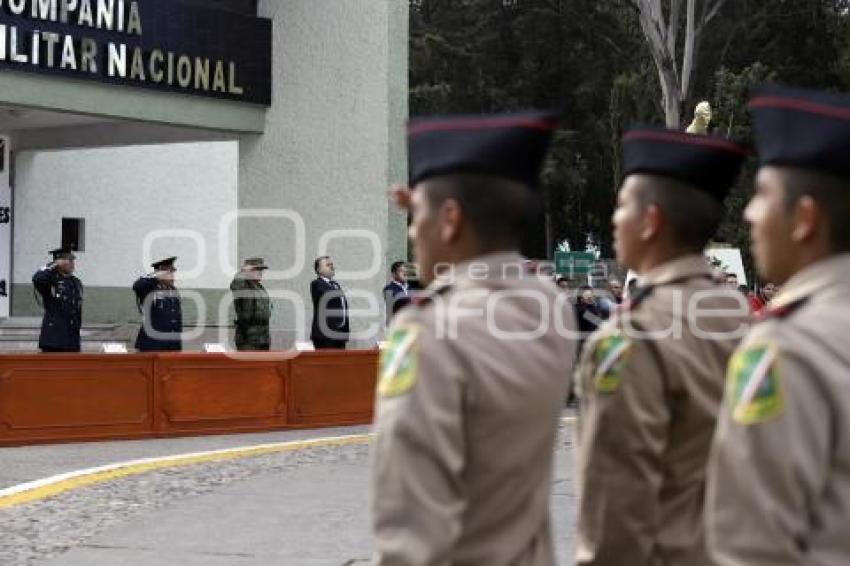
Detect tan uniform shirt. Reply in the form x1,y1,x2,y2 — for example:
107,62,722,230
371,252,576,565
575,255,748,566
706,253,850,566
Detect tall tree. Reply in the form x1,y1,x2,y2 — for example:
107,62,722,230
409,0,646,257
628,0,729,127
409,0,850,261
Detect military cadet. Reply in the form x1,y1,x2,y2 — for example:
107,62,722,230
574,127,749,565
133,257,183,352
371,111,577,565
230,257,272,351
32,247,84,353
705,85,850,565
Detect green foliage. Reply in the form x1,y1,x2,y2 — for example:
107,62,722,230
409,0,850,270
710,62,777,283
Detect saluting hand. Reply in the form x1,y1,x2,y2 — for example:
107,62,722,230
154,270,175,284
390,184,412,211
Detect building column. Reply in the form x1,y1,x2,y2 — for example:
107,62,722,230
0,134,11,318
238,0,408,347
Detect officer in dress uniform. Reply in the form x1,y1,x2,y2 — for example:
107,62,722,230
705,85,850,565
371,111,577,565
573,127,749,566
133,257,182,352
32,247,84,353
230,257,272,351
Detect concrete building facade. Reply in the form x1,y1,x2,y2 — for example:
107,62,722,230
0,0,409,349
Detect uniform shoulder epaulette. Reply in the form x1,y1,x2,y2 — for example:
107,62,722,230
755,296,809,322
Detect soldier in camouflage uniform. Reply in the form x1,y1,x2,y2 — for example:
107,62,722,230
230,257,271,351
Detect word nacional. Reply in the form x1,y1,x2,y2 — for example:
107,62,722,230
0,0,245,96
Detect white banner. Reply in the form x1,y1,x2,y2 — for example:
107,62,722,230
706,247,747,287
0,135,11,318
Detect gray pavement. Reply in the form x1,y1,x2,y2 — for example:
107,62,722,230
45,458,375,566
0,426,371,489
1,425,577,566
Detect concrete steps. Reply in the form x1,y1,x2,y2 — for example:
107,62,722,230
0,319,375,352
0,318,237,353
0,318,134,353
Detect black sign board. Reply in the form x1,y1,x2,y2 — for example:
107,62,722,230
0,0,272,106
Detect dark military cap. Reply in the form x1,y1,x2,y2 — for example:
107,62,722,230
750,84,850,179
622,127,749,201
49,247,76,260
407,110,560,188
151,257,177,271
243,257,269,270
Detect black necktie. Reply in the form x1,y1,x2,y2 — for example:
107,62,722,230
333,281,347,324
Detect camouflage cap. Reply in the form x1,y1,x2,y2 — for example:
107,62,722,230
243,257,269,270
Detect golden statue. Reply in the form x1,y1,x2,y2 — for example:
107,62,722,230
686,101,712,134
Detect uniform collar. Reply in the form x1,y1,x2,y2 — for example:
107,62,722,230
638,254,713,288
771,253,850,309
428,251,526,294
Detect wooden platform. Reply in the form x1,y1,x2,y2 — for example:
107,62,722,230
0,351,378,446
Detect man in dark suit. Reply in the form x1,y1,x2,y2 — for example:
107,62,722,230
133,256,183,352
382,261,411,323
32,247,84,353
310,256,349,349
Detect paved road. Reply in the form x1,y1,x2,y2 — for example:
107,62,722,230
0,425,577,566
0,426,371,490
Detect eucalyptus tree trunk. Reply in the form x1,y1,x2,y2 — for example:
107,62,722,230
629,0,729,128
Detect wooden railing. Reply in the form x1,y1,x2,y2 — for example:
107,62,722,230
0,350,378,446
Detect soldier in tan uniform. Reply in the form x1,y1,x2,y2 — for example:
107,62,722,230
574,128,749,565
706,85,850,565
371,111,577,565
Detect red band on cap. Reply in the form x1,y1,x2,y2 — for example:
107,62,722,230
408,116,557,137
750,95,850,121
623,130,749,156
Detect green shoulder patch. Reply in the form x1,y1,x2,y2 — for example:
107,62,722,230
593,334,631,393
377,325,420,398
727,343,785,425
